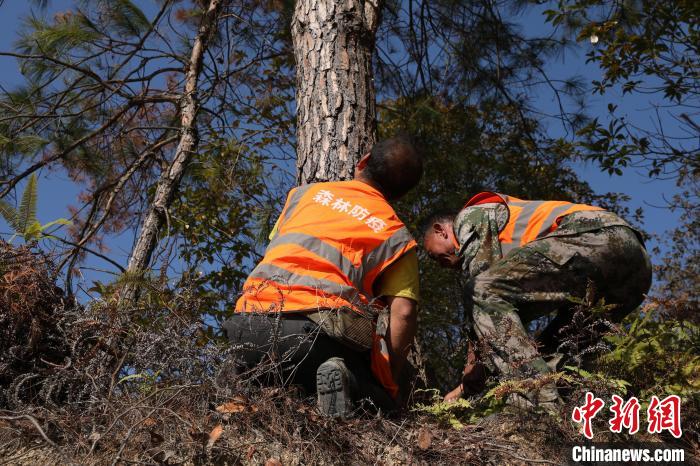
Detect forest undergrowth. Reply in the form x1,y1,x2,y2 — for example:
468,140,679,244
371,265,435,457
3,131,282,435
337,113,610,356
0,241,697,465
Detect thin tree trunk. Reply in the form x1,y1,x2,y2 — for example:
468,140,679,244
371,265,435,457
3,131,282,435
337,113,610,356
292,0,383,184
124,0,223,299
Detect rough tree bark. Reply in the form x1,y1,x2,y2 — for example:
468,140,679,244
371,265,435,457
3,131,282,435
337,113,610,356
124,0,223,299
292,0,383,184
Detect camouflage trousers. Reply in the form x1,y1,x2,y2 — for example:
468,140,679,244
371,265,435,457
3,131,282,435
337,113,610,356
464,225,652,385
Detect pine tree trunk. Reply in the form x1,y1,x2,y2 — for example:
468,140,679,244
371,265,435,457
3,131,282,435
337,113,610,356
123,0,223,299
292,0,383,184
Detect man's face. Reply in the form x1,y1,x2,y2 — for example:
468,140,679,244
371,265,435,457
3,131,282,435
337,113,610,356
423,223,461,268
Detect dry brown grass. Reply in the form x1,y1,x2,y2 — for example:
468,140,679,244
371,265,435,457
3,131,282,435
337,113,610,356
0,386,576,465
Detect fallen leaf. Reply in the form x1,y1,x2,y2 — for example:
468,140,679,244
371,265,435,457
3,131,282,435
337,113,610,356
207,424,224,448
417,428,432,450
246,445,256,460
142,417,157,427
216,401,245,413
296,404,319,421
265,458,282,466
216,396,259,414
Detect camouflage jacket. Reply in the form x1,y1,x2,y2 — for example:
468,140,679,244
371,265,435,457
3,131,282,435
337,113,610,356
453,203,638,279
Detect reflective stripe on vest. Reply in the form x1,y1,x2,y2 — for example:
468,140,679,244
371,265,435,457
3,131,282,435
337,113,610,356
272,184,313,237
247,263,366,305
262,226,414,297
465,191,602,256
236,180,417,314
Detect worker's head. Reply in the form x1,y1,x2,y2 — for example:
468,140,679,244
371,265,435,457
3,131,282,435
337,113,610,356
422,212,461,268
355,135,423,200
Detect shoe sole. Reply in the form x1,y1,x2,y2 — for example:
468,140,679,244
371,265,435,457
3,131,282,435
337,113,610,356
316,360,352,419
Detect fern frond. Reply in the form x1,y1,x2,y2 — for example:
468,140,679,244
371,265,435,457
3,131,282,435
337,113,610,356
23,220,42,243
0,199,20,232
17,174,38,234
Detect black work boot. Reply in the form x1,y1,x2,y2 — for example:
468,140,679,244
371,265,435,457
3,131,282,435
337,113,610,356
316,357,355,419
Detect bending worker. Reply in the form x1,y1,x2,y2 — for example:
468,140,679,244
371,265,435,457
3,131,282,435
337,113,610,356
422,191,651,409
225,136,422,418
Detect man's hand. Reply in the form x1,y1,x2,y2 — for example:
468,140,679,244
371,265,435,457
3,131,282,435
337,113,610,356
444,385,464,402
462,340,487,395
384,296,417,381
444,341,486,403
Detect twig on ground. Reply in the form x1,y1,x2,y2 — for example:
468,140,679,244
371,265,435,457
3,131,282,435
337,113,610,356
0,415,57,448
110,406,159,466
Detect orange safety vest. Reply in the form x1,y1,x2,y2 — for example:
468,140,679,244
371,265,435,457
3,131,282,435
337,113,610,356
465,192,603,256
236,180,416,313
235,180,417,398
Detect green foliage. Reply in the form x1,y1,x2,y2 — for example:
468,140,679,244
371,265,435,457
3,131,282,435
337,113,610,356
17,172,38,234
549,304,700,431
106,0,151,37
169,136,273,322
652,171,699,313
88,269,153,300
118,370,162,394
562,365,632,395
544,2,699,376
0,174,70,243
412,389,475,428
0,134,50,158
545,0,699,177
17,12,100,69
600,308,700,397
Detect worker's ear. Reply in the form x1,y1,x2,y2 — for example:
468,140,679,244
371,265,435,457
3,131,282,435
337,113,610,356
434,222,449,239
356,152,371,172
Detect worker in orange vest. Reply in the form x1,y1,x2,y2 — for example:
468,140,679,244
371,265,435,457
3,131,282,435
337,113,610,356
224,136,422,418
422,192,651,409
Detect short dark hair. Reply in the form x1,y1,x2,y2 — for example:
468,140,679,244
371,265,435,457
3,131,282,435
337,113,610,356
420,211,456,239
365,135,423,200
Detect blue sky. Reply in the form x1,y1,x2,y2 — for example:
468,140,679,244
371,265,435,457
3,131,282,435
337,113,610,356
0,1,685,298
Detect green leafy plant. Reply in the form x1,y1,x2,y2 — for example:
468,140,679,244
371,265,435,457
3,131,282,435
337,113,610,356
118,370,162,394
412,384,515,428
562,365,631,395
412,389,474,429
600,309,700,397
0,174,70,243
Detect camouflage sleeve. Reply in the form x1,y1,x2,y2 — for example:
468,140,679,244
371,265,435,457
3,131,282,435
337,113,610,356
454,205,504,278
